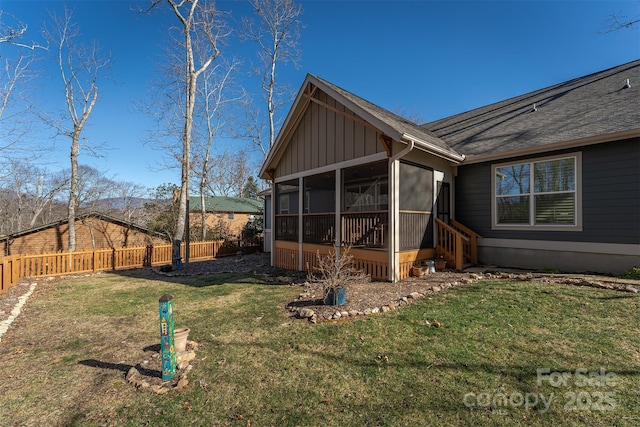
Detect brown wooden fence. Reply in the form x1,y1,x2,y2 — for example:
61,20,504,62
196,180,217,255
0,239,262,295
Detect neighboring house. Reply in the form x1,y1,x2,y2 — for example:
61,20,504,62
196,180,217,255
259,60,640,281
1,212,168,255
189,196,263,239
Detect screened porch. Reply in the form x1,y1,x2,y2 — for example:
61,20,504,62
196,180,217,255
272,160,438,281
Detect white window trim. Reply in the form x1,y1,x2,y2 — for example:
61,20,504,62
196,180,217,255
491,152,582,231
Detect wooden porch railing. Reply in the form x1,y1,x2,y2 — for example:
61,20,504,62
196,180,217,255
274,214,299,241
0,239,262,295
435,218,481,270
341,211,388,248
449,219,481,265
303,213,335,244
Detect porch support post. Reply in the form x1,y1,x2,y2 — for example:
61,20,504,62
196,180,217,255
389,159,400,282
334,168,341,258
298,176,304,271
269,183,275,268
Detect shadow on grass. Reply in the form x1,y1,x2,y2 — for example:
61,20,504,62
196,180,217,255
79,358,162,378
79,343,163,378
286,298,325,308
207,335,640,387
594,294,639,300
105,268,298,288
94,252,305,287
78,359,132,374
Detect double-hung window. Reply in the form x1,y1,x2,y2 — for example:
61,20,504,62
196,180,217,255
492,153,581,231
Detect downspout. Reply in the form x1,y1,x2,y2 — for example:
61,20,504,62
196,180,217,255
391,139,415,163
388,139,415,283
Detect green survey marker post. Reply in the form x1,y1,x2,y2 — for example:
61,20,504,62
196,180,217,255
159,294,176,381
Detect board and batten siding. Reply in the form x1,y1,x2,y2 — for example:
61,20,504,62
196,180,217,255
455,138,640,245
274,90,384,178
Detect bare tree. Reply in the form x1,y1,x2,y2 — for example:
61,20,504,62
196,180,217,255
73,166,117,213
145,0,225,266
0,11,47,49
43,7,110,251
205,149,252,197
242,0,303,151
602,14,640,33
0,12,46,154
238,95,268,157
0,161,67,234
0,56,34,152
108,180,150,224
191,57,242,240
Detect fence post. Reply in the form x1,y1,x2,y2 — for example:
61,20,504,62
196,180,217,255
0,257,6,295
159,294,176,380
14,256,21,286
145,245,152,267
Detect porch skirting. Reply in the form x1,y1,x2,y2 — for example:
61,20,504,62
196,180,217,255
273,241,436,281
478,239,640,275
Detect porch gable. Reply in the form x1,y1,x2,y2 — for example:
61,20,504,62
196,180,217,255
273,87,386,179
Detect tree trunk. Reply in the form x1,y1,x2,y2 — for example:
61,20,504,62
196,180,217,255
172,69,198,267
68,129,80,251
200,181,207,240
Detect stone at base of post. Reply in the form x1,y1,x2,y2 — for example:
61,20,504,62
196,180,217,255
159,294,176,380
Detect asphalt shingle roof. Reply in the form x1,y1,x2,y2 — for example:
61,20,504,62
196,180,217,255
189,196,262,213
422,60,640,158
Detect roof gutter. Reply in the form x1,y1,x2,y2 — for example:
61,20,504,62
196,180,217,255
402,133,466,163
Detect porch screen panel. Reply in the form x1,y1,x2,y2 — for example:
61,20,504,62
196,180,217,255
275,180,299,241
342,160,389,248
399,162,433,250
303,172,335,244
264,196,272,230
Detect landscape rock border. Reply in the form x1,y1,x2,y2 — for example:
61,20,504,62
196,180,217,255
288,274,481,323
288,271,639,323
126,341,199,395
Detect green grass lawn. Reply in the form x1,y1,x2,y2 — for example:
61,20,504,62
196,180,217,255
0,270,638,426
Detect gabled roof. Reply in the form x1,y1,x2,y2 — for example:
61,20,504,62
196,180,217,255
261,60,639,177
422,59,640,161
310,75,463,158
188,196,262,214
259,73,465,179
0,211,161,241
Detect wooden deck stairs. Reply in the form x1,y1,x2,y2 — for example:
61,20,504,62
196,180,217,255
435,218,482,271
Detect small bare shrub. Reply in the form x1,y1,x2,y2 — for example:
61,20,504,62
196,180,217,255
308,246,370,301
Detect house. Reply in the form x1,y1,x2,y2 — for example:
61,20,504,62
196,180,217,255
188,196,263,239
1,212,168,255
259,60,640,281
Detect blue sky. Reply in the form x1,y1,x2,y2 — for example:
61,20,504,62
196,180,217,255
1,0,639,191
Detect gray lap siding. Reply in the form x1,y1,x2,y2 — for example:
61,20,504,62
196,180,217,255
454,138,640,245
